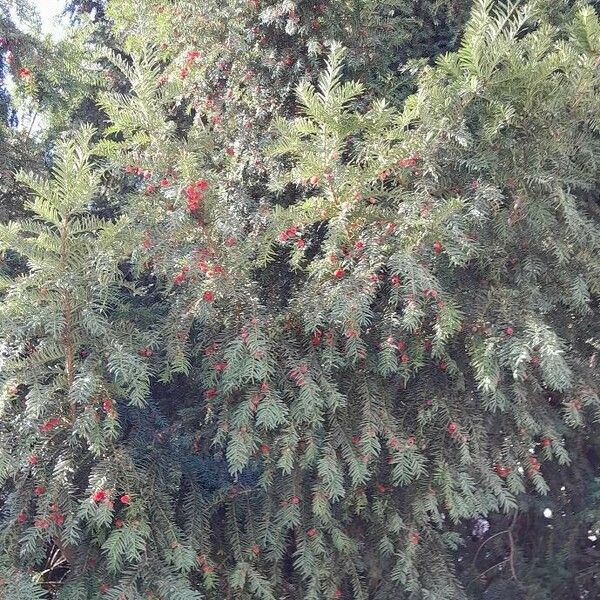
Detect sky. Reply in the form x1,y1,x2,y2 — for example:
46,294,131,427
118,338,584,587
32,0,66,35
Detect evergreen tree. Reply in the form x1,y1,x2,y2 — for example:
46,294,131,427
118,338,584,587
1,1,599,599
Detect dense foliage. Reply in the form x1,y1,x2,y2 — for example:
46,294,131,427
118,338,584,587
0,1,599,599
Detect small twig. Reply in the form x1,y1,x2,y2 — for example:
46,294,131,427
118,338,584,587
472,511,521,585
508,529,519,583
468,558,508,585
26,111,38,137
472,529,510,567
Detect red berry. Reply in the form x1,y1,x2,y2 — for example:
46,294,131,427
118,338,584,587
495,464,510,478
542,438,552,447
93,490,107,503
377,483,387,493
307,527,318,538
251,543,260,556
173,271,187,285
438,360,448,371
400,353,409,364
34,518,49,529
505,326,514,336
334,268,345,279
433,240,443,255
17,512,27,524
120,494,131,505
33,485,45,496
260,443,270,455
115,518,124,528
50,513,65,526
160,177,170,186
39,417,60,432
28,455,38,465
409,531,421,545
203,290,215,302
205,388,217,400
391,275,401,286
180,66,189,79
351,435,361,445
102,399,113,412
226,146,235,156
186,49,201,64
290,496,301,505
18,67,32,80
447,422,458,436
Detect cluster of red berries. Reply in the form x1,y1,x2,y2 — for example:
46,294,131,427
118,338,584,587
198,261,224,277
409,531,421,545
18,67,32,81
186,49,201,64
185,179,209,212
278,225,304,247
398,154,420,169
39,417,60,433
311,329,334,346
173,266,190,285
249,391,262,412
92,490,131,505
48,502,65,526
196,554,215,574
289,364,308,386
495,463,511,478
124,164,151,177
139,347,153,358
529,456,541,473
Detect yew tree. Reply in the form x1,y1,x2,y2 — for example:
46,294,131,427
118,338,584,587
1,1,600,599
